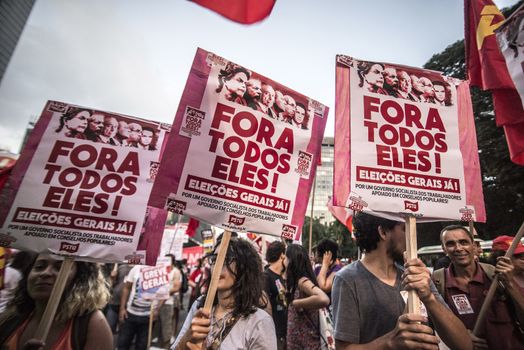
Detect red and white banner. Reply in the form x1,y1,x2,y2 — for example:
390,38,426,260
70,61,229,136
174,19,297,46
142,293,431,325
0,101,168,262
333,56,486,222
182,246,204,266
148,49,328,240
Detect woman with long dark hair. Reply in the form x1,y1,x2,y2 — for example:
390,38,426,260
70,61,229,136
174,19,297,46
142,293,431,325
285,244,329,350
0,253,112,349
173,237,276,349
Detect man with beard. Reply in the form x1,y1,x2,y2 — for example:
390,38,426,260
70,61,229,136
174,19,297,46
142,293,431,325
332,212,472,350
244,78,262,110
98,115,118,145
264,241,287,350
382,67,400,97
433,226,524,349
85,113,104,142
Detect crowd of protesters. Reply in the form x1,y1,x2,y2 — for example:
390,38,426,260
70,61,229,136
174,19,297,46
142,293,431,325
1,219,524,349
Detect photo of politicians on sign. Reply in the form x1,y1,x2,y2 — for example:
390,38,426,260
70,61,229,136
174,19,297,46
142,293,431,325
54,106,160,151
339,56,454,106
214,61,314,130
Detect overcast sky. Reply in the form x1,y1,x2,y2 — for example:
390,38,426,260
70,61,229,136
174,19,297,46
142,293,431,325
0,0,519,153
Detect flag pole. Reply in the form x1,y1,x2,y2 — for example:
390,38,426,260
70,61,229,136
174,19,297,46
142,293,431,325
309,175,317,255
404,216,420,314
473,221,524,336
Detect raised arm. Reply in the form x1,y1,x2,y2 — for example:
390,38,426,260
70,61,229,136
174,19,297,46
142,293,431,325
291,277,329,310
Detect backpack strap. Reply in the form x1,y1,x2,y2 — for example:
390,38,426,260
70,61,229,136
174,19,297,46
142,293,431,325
432,267,445,297
72,311,95,350
479,262,495,281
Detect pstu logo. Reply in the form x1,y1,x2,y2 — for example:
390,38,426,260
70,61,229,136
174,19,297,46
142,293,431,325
459,207,474,222
59,242,79,253
281,224,297,240
404,201,419,212
166,199,186,214
228,215,245,226
349,196,368,212
125,253,145,264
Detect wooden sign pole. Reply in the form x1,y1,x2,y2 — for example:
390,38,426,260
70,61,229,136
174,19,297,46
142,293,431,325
34,256,75,341
189,230,232,349
404,216,420,314
473,221,524,336
147,303,154,349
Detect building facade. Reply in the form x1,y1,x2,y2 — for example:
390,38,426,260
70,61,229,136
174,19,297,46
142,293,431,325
306,136,335,224
0,0,36,83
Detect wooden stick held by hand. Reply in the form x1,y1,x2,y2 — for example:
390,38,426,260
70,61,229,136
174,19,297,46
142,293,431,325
404,216,420,315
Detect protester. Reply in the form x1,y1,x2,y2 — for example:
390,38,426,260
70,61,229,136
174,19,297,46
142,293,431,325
264,241,288,350
285,243,330,350
0,250,34,314
105,263,133,333
118,264,158,350
55,107,90,139
156,254,182,349
0,253,112,349
332,212,472,350
215,63,250,105
491,235,524,290
188,258,211,309
357,61,386,94
172,237,276,349
314,238,341,304
433,226,524,349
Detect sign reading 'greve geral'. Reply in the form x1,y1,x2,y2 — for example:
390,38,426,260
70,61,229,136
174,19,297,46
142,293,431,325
148,48,329,240
333,56,485,222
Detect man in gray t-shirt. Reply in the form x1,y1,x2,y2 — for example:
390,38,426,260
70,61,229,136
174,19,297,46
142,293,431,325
332,212,473,350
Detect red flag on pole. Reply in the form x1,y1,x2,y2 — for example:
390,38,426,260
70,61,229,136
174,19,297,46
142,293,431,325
185,218,200,237
327,197,354,240
465,0,524,165
190,0,276,24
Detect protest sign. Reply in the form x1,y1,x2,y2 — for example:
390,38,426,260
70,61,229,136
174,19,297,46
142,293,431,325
183,245,204,266
159,223,188,258
201,229,214,254
0,101,168,261
139,257,172,300
333,56,485,222
148,48,329,239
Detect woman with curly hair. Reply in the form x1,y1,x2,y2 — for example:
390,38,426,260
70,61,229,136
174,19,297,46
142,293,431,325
0,253,112,349
173,236,276,349
55,108,91,139
215,63,251,105
285,244,329,350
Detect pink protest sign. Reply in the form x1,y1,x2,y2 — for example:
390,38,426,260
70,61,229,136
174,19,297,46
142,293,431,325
148,48,328,239
0,101,168,262
333,56,485,222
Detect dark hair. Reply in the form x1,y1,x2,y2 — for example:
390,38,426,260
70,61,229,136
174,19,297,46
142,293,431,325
357,61,385,88
2,255,109,324
202,237,265,318
285,244,318,304
353,212,400,253
142,126,155,134
440,225,474,243
266,241,286,263
295,102,306,112
215,63,251,94
9,250,37,272
316,239,338,262
165,254,176,266
55,107,91,133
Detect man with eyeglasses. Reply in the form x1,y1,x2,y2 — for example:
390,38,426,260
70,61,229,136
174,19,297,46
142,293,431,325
433,225,524,349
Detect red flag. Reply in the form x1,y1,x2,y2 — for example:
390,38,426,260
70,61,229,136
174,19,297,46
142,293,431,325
185,218,200,237
190,0,276,24
327,197,354,239
465,0,524,165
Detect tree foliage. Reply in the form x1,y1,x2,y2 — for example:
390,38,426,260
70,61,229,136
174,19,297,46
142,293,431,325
418,1,524,244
